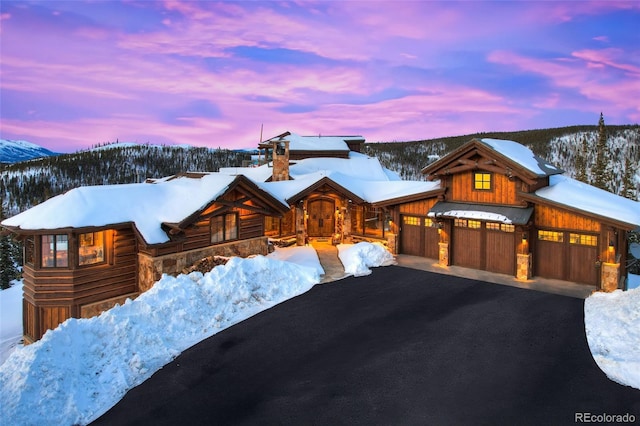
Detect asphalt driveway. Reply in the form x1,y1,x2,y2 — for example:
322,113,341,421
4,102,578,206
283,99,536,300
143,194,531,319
93,266,639,425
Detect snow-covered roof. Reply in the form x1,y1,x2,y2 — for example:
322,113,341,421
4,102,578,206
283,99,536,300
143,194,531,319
263,132,362,152
221,151,438,204
428,201,533,225
2,174,243,244
221,152,400,183
480,138,562,177
535,175,640,227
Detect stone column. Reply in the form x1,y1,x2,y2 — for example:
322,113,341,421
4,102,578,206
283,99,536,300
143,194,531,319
296,203,306,245
438,242,449,266
516,253,532,281
601,262,620,292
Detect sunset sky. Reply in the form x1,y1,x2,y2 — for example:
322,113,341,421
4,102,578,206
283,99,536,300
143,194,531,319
1,1,639,153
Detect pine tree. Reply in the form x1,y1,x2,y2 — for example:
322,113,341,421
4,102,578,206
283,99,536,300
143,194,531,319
592,113,612,191
621,156,638,200
0,202,18,290
575,135,589,183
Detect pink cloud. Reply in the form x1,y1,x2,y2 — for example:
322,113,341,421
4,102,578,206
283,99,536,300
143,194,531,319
487,50,640,116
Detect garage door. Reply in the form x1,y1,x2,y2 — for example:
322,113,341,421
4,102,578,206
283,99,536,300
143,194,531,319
400,216,439,259
535,230,598,285
568,233,598,285
452,219,482,269
485,223,516,275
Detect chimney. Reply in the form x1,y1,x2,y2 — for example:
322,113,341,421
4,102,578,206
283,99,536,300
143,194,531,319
272,138,290,181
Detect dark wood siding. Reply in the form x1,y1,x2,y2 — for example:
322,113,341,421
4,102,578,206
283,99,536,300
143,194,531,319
239,214,264,239
449,171,520,206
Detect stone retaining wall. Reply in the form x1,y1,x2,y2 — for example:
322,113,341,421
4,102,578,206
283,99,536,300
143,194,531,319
137,237,269,292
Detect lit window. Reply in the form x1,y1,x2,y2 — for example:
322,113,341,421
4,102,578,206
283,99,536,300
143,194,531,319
403,216,420,226
454,219,467,227
538,230,563,243
79,232,106,266
364,207,384,237
570,233,597,247
474,172,492,190
41,234,68,268
211,213,238,243
501,224,515,233
424,218,434,227
487,223,515,232
468,220,481,229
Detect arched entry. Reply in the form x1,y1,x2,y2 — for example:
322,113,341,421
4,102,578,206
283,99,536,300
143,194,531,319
307,198,335,237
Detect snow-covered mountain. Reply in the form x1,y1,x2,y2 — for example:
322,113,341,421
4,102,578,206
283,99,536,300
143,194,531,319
0,139,59,163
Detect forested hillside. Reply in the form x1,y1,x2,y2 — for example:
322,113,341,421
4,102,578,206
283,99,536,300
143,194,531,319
365,124,640,199
0,144,250,216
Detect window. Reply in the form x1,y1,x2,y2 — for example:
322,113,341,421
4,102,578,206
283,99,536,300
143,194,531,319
364,207,384,238
487,223,515,232
474,172,492,190
78,231,106,266
211,213,238,243
41,234,68,267
424,218,434,227
538,230,563,243
454,219,481,229
570,233,597,247
265,216,281,237
403,216,420,226
454,219,467,227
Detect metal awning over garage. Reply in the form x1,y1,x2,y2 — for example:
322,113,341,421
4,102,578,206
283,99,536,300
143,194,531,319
427,201,533,225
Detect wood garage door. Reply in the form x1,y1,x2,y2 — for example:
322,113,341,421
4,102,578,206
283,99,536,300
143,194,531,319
400,216,439,259
452,219,482,269
485,223,516,275
568,233,598,285
535,230,598,285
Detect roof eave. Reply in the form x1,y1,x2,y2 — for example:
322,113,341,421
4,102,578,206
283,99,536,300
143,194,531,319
519,192,639,230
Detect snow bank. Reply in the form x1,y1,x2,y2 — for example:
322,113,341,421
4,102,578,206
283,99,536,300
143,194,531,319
0,255,320,425
0,281,23,365
338,242,396,276
584,288,640,390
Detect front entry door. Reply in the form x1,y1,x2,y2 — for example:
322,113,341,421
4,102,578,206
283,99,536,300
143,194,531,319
308,199,335,237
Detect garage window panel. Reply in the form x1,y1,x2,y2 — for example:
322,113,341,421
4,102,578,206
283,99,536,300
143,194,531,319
570,233,597,247
538,230,563,243
403,216,420,226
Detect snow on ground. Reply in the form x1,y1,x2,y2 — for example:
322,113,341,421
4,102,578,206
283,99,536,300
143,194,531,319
337,242,396,276
628,274,640,290
0,243,391,425
585,288,640,390
0,280,23,364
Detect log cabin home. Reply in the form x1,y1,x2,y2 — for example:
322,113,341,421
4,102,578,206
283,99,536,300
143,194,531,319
3,132,639,343
2,132,441,342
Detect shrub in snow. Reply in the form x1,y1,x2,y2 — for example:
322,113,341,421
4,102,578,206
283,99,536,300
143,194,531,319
337,242,396,277
584,287,640,390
